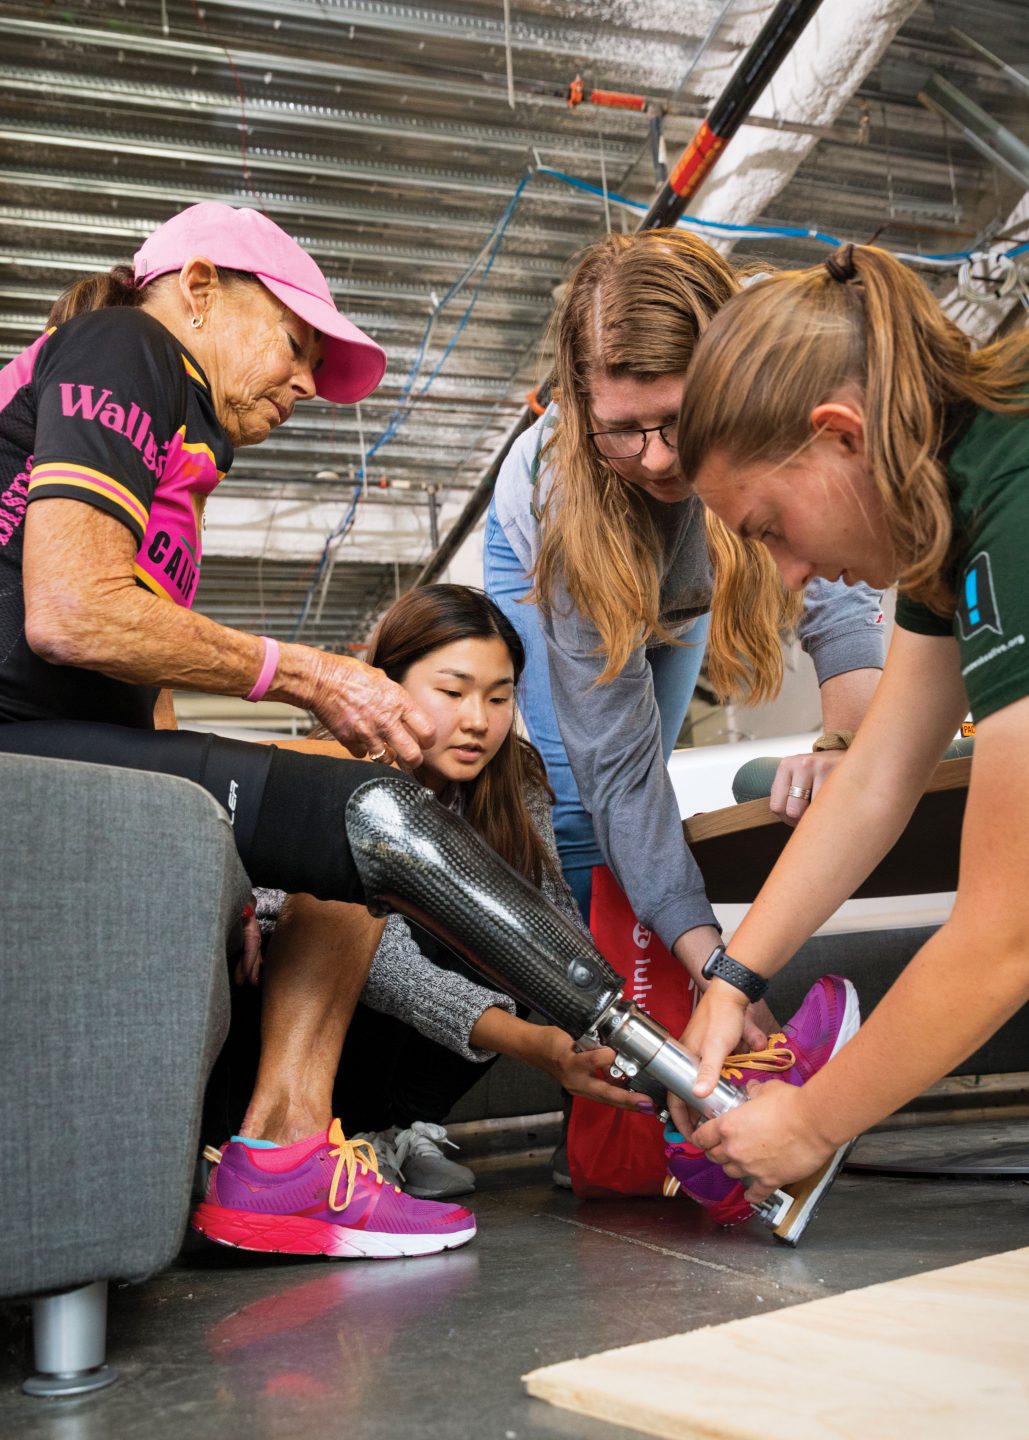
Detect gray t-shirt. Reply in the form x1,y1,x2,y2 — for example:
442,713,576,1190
491,407,886,950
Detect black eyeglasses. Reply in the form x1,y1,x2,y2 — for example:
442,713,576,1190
586,422,678,460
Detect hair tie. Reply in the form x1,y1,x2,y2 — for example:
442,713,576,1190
824,244,858,284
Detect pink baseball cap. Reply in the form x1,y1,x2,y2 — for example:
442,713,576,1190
133,202,387,404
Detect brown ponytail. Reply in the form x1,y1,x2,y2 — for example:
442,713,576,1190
704,515,799,704
47,265,143,328
677,244,1029,614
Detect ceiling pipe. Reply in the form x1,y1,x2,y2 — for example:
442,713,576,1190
948,28,1029,102
642,0,824,227
414,0,826,587
919,73,1029,190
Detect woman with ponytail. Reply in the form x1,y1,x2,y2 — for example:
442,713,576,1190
673,243,1029,1204
485,228,885,1004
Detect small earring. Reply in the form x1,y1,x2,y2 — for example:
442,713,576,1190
190,314,204,330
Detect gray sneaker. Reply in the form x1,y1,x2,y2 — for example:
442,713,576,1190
351,1128,405,1188
392,1121,476,1199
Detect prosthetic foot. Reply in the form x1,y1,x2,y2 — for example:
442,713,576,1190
346,776,847,1244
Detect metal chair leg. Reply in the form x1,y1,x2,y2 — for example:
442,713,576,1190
22,1280,118,1397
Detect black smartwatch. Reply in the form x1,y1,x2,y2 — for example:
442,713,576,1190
701,944,768,1003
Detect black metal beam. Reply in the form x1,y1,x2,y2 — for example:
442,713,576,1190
412,409,535,587
642,0,824,230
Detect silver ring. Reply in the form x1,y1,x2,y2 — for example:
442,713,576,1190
368,746,388,762
788,785,812,801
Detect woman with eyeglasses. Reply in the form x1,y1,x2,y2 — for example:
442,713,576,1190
484,228,885,1030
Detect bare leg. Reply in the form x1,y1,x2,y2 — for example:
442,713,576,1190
239,895,384,1145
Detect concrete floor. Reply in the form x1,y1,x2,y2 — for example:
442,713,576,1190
2,1137,1027,1440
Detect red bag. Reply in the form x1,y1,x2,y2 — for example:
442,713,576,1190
567,865,695,1198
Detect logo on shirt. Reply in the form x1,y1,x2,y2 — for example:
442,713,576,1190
0,457,30,550
60,383,168,477
145,530,199,604
956,552,1002,641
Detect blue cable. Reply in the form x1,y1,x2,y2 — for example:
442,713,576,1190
536,165,1029,267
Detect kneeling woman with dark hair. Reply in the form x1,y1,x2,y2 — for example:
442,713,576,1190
249,586,652,1198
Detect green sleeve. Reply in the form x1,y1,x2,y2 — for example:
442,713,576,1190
894,592,953,638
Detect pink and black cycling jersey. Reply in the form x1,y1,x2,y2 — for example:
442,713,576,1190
0,307,232,726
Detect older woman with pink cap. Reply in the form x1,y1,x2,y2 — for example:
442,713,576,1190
0,204,479,1260
3,201,426,754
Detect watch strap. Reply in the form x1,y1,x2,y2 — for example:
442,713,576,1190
701,944,769,1003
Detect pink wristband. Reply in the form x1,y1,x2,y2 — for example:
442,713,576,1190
245,636,280,703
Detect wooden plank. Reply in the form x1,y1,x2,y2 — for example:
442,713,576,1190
681,756,970,903
524,1246,1029,1440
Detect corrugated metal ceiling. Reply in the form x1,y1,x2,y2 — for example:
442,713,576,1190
2,0,1026,650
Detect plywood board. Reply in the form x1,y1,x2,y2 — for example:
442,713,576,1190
524,1246,1029,1440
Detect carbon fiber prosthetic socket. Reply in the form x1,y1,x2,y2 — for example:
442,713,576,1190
345,775,623,1037
346,776,737,1117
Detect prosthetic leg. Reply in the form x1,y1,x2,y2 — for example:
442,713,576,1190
346,776,852,1244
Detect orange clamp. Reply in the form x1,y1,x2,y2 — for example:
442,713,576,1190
588,87,647,113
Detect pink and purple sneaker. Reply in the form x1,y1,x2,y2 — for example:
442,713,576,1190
663,975,860,1226
192,1119,477,1259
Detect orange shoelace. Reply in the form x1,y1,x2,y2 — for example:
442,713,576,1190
205,1122,398,1213
720,1032,796,1083
326,1118,400,1211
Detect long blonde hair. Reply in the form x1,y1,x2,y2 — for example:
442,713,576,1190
533,228,795,701
677,244,1029,614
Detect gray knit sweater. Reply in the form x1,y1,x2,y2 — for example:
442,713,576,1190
254,777,586,1063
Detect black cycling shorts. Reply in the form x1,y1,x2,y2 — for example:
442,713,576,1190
0,720,390,902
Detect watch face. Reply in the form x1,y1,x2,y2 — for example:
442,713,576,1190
702,945,724,980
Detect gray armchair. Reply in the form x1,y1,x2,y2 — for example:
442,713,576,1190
0,752,250,1396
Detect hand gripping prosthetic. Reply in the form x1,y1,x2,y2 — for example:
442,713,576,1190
346,776,851,1244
